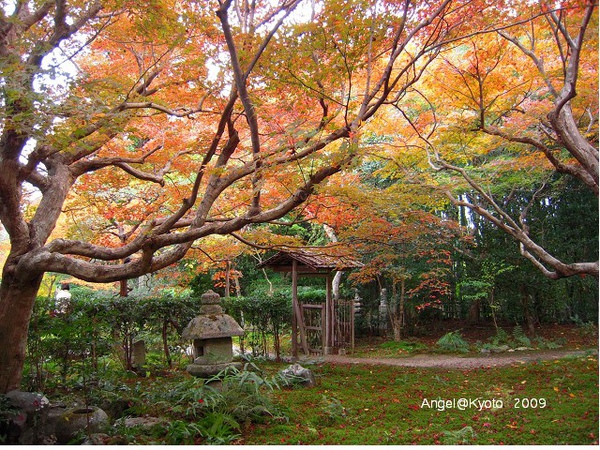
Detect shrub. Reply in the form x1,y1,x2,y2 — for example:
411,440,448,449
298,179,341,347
490,328,510,347
203,365,286,424
318,396,347,426
0,395,20,443
534,336,565,349
571,315,598,337
512,325,532,347
297,288,327,304
435,331,470,353
166,364,286,425
25,289,203,390
165,420,203,445
222,294,291,359
197,412,241,444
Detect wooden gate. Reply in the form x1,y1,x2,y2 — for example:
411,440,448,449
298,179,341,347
300,303,325,354
297,299,354,355
257,250,363,359
333,299,355,352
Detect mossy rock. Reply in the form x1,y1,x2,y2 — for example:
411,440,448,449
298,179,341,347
55,406,109,444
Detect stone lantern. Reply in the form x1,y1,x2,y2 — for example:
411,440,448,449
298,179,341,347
182,290,244,377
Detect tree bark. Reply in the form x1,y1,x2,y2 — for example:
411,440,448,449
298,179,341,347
0,273,44,393
323,224,342,300
0,0,483,394
467,299,480,324
162,319,172,368
520,284,536,336
391,279,406,341
440,176,599,279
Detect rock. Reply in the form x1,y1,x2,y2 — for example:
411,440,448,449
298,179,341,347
490,345,510,353
132,340,146,368
82,433,110,445
1,391,50,444
186,361,242,378
279,363,316,387
198,290,225,314
182,315,244,341
46,404,67,432
54,406,109,444
116,416,164,429
98,398,131,420
5,391,49,413
199,304,224,315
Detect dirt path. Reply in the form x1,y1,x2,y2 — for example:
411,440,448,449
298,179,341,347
318,348,598,370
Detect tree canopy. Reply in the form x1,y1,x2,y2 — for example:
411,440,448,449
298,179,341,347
0,0,597,393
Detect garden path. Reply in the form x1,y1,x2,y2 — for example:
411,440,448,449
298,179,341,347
317,348,598,369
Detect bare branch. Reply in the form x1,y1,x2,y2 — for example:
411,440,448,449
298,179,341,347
433,155,598,279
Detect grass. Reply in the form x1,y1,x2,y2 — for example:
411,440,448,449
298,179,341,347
33,325,597,445
350,339,428,358
243,354,599,445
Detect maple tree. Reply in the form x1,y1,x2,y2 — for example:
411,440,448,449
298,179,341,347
274,162,446,332
450,176,597,330
350,210,460,340
0,0,486,392
313,172,464,339
398,0,598,279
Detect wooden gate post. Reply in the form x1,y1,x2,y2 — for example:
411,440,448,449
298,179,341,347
324,273,333,355
292,260,309,356
291,260,298,360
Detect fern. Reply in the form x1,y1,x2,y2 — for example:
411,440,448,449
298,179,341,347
442,426,476,444
436,331,470,353
163,364,287,426
321,396,346,422
197,412,241,445
512,325,531,347
534,336,563,350
491,328,509,346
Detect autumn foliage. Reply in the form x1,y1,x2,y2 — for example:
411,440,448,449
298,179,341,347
0,0,597,393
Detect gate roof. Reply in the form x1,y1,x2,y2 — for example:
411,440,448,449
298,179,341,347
258,248,362,274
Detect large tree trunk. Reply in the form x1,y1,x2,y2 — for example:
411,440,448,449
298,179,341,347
323,224,343,300
162,319,172,368
0,274,44,393
467,299,480,324
520,284,536,336
389,282,406,341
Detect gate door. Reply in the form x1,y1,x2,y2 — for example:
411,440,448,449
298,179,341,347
333,299,355,352
300,303,325,354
